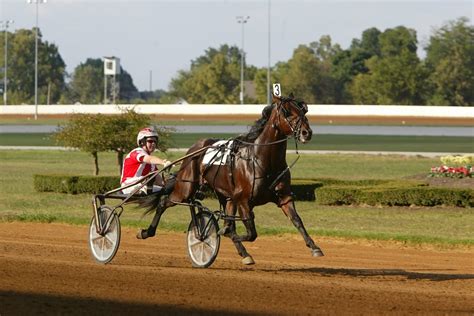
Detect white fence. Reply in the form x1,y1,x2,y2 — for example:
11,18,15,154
1,104,473,118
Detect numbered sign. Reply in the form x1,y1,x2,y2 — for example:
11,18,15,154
273,83,281,97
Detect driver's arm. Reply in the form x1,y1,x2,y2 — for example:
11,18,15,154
142,155,171,167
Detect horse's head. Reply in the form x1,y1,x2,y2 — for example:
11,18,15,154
271,93,312,143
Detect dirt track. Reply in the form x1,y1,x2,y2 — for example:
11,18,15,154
1,222,473,315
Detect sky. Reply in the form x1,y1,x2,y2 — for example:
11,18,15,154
1,0,472,92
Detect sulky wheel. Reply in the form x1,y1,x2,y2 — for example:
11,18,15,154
88,205,121,264
186,210,220,268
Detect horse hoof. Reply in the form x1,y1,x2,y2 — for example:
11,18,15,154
137,229,146,239
242,256,255,265
136,229,147,240
312,248,324,257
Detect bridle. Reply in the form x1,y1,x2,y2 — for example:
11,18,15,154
274,97,308,141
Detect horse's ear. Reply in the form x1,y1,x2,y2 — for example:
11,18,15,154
288,92,295,99
301,102,308,114
272,94,280,104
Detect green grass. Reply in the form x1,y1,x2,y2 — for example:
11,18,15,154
1,133,473,153
1,149,473,248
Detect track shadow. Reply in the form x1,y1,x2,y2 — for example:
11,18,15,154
0,291,263,316
266,267,474,281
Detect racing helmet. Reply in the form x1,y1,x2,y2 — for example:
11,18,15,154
137,127,159,146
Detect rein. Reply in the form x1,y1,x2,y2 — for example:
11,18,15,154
234,137,288,147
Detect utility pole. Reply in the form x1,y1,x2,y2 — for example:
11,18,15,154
27,0,47,120
1,19,14,106
236,15,250,105
267,1,271,106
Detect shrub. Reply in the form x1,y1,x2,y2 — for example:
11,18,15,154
33,174,473,208
34,174,119,194
316,185,474,207
291,180,323,201
33,175,322,200
33,174,79,194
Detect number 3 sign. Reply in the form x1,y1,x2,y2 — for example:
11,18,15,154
272,83,281,97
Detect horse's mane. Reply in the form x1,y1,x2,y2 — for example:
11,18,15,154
236,104,275,143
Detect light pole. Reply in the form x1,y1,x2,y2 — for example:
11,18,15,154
1,20,14,106
267,0,271,106
27,0,46,120
236,15,250,105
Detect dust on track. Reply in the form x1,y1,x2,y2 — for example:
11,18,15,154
0,222,473,315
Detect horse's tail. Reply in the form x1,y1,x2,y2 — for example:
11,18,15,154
137,175,176,214
137,194,162,215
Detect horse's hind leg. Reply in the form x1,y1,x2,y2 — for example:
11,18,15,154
280,197,324,257
232,237,254,265
217,198,233,236
137,197,171,239
221,200,255,265
231,205,258,265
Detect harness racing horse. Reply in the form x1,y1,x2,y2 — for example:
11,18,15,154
139,93,324,264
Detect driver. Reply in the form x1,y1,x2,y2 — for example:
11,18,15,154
120,127,172,195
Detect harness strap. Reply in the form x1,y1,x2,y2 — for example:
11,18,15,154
234,137,288,146
269,154,300,190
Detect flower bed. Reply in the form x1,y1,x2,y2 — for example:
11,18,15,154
430,165,473,178
430,155,473,178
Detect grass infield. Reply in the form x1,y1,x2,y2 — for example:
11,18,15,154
0,149,473,248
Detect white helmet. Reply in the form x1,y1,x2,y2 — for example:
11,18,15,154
137,127,159,146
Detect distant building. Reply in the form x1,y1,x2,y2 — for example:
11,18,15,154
244,80,256,100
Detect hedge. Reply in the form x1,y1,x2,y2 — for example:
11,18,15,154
33,174,322,200
33,174,473,207
34,174,119,194
316,185,474,207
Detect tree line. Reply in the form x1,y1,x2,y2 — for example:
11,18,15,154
1,17,472,106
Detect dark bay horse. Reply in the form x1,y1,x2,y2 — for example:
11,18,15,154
139,94,324,264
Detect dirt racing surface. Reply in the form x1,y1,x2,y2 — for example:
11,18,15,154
1,222,473,315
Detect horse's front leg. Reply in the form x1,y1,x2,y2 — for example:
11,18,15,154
280,196,324,257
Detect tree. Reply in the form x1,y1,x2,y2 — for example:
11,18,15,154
425,17,474,106
331,28,381,103
168,44,241,103
67,59,103,103
54,114,108,175
66,58,139,104
1,28,66,105
269,42,337,104
54,110,173,176
253,67,276,104
102,110,173,174
310,35,342,64
350,26,427,105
